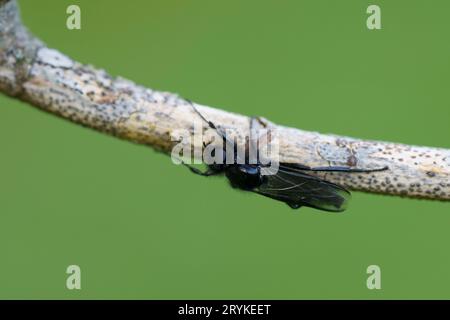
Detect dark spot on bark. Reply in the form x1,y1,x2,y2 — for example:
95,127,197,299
426,171,436,177
347,154,357,167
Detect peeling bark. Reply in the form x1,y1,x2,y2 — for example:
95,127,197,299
0,0,449,201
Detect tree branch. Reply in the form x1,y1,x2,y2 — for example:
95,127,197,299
1,0,449,201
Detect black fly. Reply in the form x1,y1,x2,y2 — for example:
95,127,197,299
182,100,388,212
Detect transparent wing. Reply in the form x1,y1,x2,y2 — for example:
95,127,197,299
254,164,351,212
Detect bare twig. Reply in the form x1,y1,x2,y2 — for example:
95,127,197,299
1,0,449,201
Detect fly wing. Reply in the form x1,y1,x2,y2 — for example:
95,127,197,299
254,164,351,212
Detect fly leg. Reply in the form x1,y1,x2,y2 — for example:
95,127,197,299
182,162,218,176
249,117,261,164
249,116,272,165
250,116,268,129
186,99,229,147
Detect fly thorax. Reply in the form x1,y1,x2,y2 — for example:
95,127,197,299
225,165,264,190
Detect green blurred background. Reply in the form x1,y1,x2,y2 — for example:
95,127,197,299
0,0,449,299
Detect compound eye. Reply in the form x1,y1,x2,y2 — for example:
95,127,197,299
238,166,248,174
239,165,259,175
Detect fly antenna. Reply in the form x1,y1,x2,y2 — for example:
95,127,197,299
185,98,244,164
185,99,218,131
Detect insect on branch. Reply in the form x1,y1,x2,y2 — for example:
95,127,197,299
0,0,449,202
